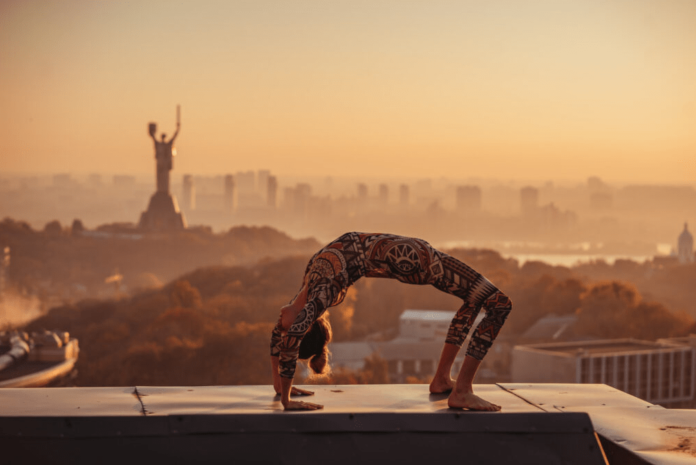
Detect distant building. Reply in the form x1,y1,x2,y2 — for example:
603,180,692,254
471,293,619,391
357,183,368,203
399,184,410,208
512,339,695,407
590,192,613,210
331,310,462,382
329,342,376,372
235,171,258,210
331,310,500,383
520,187,538,216
538,202,577,229
182,174,195,211
378,184,388,207
520,314,578,341
379,340,450,382
659,334,696,351
678,223,694,264
296,184,312,217
397,309,453,341
284,183,311,219
257,170,270,202
87,174,102,187
224,175,235,213
267,176,278,209
52,173,73,188
283,187,295,215
456,185,481,213
235,171,255,193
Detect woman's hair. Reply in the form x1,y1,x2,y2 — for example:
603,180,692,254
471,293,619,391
298,315,332,375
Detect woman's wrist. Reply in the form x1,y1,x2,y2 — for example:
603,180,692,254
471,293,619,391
280,377,293,406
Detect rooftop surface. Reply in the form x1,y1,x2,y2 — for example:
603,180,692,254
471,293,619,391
400,309,454,322
521,339,684,356
0,384,694,465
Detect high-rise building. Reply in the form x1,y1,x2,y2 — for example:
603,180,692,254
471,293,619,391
378,184,389,207
267,176,278,209
456,185,481,213
283,184,312,219
283,187,295,213
399,184,410,208
257,170,270,202
357,183,368,201
224,175,235,213
520,186,539,216
235,171,255,193
182,174,195,211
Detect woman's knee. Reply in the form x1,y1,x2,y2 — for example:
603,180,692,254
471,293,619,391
487,290,512,309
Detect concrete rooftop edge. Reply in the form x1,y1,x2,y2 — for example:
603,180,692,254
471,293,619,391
0,383,694,465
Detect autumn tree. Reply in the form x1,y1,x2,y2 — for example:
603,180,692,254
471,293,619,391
573,281,693,340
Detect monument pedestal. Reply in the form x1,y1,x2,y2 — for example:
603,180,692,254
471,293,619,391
138,191,186,230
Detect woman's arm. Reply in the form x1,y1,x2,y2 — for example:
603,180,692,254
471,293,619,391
271,314,319,408
271,355,315,397
271,355,282,394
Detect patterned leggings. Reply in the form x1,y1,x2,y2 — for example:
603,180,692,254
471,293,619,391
432,255,513,360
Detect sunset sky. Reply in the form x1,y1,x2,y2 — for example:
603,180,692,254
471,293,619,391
1,0,694,183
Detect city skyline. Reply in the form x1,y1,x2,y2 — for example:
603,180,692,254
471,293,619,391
1,0,695,183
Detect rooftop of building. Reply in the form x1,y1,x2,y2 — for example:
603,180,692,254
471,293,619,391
516,338,688,356
520,313,578,340
0,383,694,465
399,309,454,322
659,334,696,348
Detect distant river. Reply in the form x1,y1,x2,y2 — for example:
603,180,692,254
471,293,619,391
438,241,672,268
502,253,656,267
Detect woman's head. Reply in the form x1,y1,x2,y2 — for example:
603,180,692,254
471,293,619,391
298,315,332,375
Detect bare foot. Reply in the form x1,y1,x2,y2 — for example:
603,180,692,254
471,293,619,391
429,376,455,394
448,390,501,411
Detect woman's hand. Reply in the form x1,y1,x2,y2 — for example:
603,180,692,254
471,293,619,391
283,400,324,411
279,373,321,410
291,387,314,396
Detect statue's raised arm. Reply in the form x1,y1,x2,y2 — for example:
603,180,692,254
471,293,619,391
170,124,180,143
148,122,158,143
169,105,181,143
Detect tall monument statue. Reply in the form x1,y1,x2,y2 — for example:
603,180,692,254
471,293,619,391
138,106,187,230
149,106,180,193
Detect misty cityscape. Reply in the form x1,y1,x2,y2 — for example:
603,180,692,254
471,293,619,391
1,170,693,258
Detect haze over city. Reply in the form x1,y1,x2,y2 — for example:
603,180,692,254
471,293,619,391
1,0,695,183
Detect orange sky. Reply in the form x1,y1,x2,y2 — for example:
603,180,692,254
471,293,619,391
1,0,694,183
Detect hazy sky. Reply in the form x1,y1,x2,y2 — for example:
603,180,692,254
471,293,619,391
1,0,694,183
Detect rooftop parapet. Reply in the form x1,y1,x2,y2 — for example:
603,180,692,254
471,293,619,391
1,383,693,464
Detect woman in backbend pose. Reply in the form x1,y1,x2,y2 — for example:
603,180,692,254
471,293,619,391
270,232,512,411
